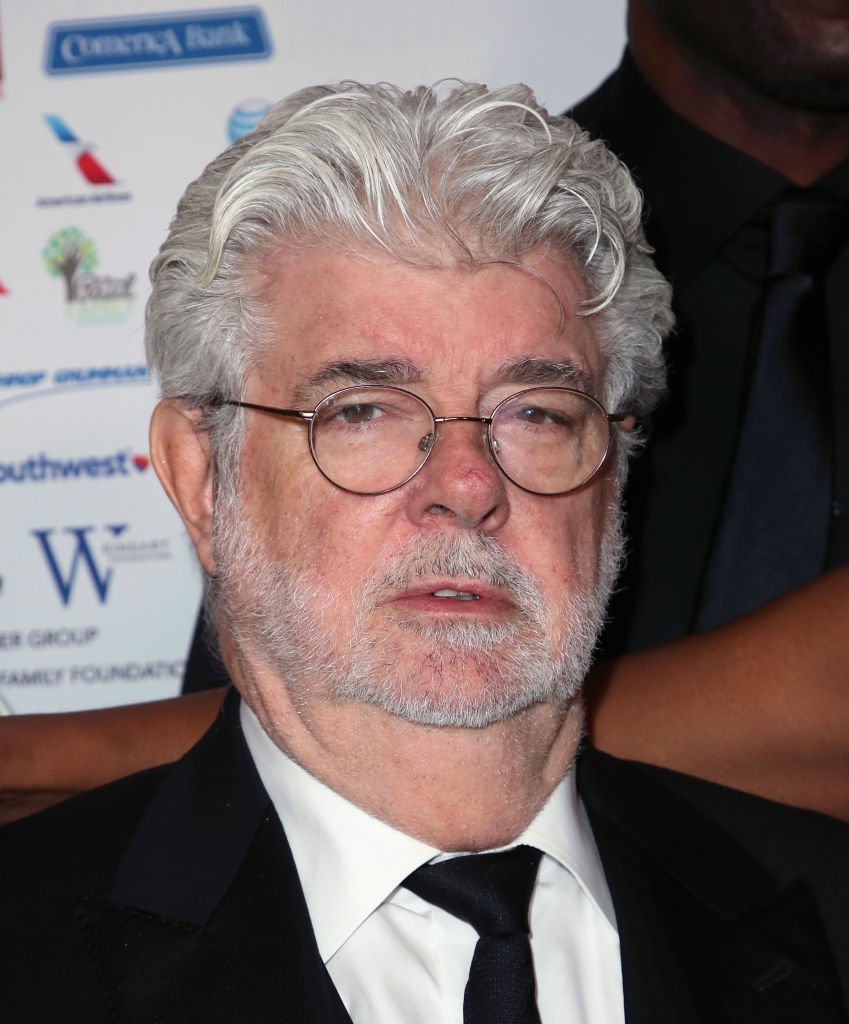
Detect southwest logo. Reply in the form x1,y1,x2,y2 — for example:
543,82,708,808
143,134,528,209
0,450,149,484
32,524,127,606
43,114,116,185
44,9,272,75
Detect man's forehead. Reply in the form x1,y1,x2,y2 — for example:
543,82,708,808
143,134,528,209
257,246,603,398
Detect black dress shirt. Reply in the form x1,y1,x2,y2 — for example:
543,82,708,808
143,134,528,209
570,52,849,655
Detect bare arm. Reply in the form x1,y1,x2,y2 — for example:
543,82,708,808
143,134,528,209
0,688,224,824
2,566,848,824
586,565,849,821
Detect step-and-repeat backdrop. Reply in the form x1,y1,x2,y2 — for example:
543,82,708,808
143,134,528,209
0,0,625,714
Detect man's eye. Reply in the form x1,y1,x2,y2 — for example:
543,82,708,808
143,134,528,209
336,403,384,424
513,405,570,427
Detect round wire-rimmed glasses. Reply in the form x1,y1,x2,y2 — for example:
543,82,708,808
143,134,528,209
222,385,624,496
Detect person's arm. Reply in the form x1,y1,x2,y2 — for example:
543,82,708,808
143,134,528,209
2,566,847,824
586,565,849,821
0,689,224,824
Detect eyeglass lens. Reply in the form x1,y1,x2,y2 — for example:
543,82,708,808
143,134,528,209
310,387,611,495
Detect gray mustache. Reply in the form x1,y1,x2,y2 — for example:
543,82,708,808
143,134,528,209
366,533,543,606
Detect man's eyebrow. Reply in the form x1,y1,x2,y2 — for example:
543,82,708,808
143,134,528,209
494,357,596,394
292,358,424,404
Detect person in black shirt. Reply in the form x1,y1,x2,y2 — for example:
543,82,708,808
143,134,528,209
570,0,849,655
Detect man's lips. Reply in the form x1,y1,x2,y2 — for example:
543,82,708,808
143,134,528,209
379,579,516,614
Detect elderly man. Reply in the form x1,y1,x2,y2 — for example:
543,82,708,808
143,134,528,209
2,82,846,1023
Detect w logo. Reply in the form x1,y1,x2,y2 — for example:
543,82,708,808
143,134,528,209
32,524,127,606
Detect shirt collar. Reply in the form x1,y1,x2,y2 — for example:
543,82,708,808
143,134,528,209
575,51,849,288
241,702,615,962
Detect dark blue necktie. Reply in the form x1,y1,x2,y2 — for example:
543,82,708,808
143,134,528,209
403,844,543,1024
696,190,849,630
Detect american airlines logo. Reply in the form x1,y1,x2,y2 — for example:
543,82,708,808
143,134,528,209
0,450,149,485
43,114,116,185
37,116,131,206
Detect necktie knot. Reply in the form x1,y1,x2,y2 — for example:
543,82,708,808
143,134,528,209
769,189,849,279
403,844,542,938
403,845,544,1024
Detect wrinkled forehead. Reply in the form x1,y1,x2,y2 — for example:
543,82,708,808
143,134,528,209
252,245,605,401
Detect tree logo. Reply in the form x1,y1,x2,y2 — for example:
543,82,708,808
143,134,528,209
43,227,98,302
42,227,134,323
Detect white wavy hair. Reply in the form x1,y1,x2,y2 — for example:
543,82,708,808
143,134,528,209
145,80,673,481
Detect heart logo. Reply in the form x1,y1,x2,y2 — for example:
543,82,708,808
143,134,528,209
132,454,149,471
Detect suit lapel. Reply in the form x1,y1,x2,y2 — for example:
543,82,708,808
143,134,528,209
579,748,847,1024
77,693,352,1024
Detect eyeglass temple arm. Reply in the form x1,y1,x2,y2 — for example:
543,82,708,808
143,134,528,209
220,399,315,422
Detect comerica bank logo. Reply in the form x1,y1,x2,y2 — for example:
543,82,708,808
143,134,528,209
0,450,149,485
44,8,272,75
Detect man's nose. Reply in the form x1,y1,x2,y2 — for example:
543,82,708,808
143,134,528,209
405,420,510,532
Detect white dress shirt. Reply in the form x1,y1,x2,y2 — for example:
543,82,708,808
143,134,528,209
242,703,624,1024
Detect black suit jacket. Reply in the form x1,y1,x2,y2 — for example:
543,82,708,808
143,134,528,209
2,695,847,1023
569,54,849,654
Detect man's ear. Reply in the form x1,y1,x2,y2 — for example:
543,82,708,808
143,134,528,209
150,399,216,574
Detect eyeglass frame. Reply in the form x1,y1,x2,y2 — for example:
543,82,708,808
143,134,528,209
219,384,625,497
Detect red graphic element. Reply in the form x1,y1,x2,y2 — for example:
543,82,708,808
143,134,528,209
77,150,115,186
132,454,150,471
44,115,118,186
0,279,7,295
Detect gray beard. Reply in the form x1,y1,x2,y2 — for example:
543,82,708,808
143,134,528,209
212,494,623,729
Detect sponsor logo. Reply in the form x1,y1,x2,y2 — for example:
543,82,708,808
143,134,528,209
33,524,125,605
0,660,184,687
38,115,131,206
44,8,272,75
32,523,172,607
44,113,116,185
0,371,48,389
51,364,148,385
0,449,149,485
0,365,149,408
0,627,99,651
227,97,271,142
42,228,135,323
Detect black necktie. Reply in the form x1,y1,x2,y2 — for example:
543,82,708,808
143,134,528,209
695,190,849,630
403,845,543,1024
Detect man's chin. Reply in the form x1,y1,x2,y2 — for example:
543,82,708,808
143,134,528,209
331,647,581,729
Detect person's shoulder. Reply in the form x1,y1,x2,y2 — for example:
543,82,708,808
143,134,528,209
579,745,849,829
578,745,849,888
0,762,171,895
566,70,616,134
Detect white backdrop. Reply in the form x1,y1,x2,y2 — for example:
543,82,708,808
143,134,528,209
0,0,625,714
